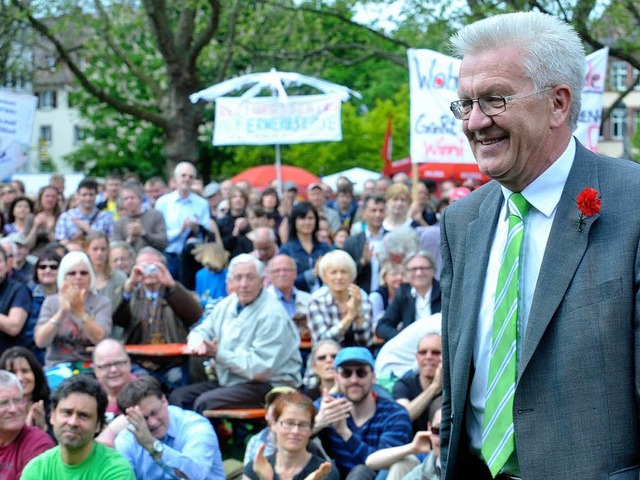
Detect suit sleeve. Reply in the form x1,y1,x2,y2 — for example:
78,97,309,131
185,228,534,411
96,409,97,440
375,292,404,340
439,208,454,473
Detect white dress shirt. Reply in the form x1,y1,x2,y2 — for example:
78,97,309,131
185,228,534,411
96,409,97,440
467,137,576,452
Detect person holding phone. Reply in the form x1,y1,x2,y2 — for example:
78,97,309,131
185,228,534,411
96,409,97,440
113,247,202,388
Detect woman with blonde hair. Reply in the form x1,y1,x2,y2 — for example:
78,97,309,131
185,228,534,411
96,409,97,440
84,232,127,311
34,251,112,369
307,249,372,347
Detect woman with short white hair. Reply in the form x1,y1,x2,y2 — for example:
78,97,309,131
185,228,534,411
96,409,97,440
307,249,372,347
34,251,112,368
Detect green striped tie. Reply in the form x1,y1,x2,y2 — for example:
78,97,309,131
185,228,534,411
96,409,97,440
482,193,530,477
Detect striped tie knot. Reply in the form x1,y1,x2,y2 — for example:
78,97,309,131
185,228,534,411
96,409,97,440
507,193,530,220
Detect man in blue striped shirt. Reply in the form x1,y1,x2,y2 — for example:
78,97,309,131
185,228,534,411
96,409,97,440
314,347,412,479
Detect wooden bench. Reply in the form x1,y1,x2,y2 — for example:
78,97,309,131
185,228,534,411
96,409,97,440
203,408,266,420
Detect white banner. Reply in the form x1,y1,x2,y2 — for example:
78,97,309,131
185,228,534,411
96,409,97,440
408,48,475,165
409,48,610,164
213,94,342,146
0,90,37,144
575,47,609,152
0,90,37,179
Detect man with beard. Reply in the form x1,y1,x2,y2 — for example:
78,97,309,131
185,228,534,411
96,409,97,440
313,347,412,479
393,333,442,434
21,375,134,479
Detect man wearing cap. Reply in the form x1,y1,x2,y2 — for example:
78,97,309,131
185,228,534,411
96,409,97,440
314,347,412,479
307,183,341,233
113,181,168,253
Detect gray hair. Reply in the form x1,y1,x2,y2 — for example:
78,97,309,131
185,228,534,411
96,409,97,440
228,253,264,279
450,11,585,130
173,161,196,179
58,251,96,290
405,250,437,271
110,241,136,260
0,370,23,394
318,249,357,283
136,246,167,265
120,180,144,199
378,226,419,266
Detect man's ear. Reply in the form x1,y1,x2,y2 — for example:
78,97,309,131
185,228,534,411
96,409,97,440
549,84,572,129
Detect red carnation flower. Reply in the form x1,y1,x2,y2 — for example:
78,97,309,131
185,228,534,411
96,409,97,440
576,187,601,232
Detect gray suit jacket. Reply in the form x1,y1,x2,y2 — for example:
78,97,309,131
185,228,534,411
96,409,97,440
440,141,640,480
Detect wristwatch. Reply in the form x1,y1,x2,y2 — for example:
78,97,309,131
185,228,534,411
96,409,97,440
151,440,164,460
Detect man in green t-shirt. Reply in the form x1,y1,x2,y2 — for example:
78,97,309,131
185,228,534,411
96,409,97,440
21,375,134,479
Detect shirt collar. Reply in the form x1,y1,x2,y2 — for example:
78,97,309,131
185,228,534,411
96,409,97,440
501,136,575,218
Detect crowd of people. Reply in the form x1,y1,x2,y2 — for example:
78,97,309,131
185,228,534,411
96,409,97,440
1,9,633,480
0,156,460,479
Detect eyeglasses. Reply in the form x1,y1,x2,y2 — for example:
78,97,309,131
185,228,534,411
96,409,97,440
38,263,59,271
338,367,370,379
2,189,15,195
430,425,440,435
316,353,337,362
407,266,433,274
0,396,26,410
66,270,90,277
94,359,129,370
278,419,312,432
450,87,554,120
417,349,441,356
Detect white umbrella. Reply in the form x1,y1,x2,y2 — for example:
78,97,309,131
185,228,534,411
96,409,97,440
190,69,361,194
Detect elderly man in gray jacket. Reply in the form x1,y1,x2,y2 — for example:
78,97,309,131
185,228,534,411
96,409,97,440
169,254,302,413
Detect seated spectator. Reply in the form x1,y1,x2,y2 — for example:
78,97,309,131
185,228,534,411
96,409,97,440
54,178,114,246
110,241,136,276
85,232,128,312
6,233,34,283
260,187,283,234
113,181,168,252
217,186,249,253
333,227,350,250
280,202,331,293
3,196,34,239
382,184,420,232
313,347,412,479
113,247,202,387
21,375,135,479
0,238,29,284
247,227,279,270
302,339,341,400
376,251,441,341
170,254,302,413
374,315,441,389
266,254,311,340
224,203,270,259
92,339,135,423
35,252,112,369
0,247,30,352
0,370,54,480
308,250,372,347
243,386,298,467
30,186,61,257
393,334,442,434
306,183,341,233
369,262,404,332
0,347,50,433
101,377,224,480
25,251,61,362
192,242,229,308
244,392,339,480
365,407,442,480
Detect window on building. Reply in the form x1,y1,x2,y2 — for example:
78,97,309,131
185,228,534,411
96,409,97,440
610,62,628,92
74,126,85,144
40,125,53,144
37,90,57,109
610,109,625,140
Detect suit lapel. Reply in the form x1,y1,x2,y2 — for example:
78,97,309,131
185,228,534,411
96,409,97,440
519,145,601,378
453,185,503,400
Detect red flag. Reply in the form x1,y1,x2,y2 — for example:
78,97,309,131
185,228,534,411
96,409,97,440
381,116,393,176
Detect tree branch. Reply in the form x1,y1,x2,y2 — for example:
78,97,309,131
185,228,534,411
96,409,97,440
93,0,162,99
263,0,410,49
141,0,179,75
11,0,167,128
215,0,240,83
187,0,221,72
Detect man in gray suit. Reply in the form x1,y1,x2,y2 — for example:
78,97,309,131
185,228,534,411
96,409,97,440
440,11,640,480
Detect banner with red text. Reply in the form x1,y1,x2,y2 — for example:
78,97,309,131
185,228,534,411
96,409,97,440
213,94,342,145
574,48,609,152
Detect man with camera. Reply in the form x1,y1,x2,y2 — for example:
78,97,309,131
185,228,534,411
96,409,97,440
113,247,203,387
